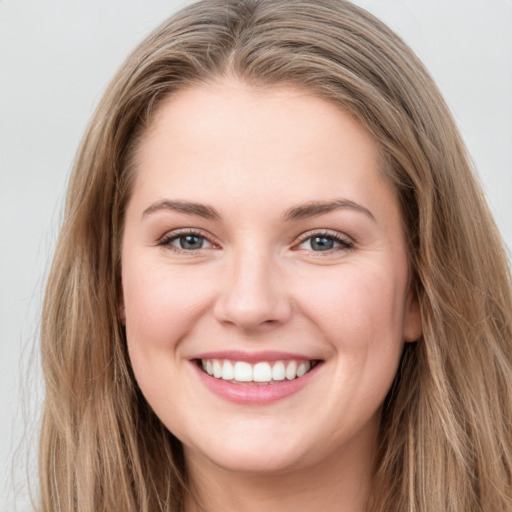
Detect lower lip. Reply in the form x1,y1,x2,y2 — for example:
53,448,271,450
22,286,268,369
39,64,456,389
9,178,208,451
191,361,321,405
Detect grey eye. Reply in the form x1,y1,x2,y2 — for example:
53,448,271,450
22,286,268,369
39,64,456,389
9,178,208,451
309,236,335,251
161,230,216,252
177,234,205,250
297,233,352,253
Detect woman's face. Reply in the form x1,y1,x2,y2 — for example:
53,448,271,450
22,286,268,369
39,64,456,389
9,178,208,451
121,79,421,475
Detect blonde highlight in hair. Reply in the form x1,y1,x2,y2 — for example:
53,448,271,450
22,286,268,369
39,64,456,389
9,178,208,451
40,1,512,510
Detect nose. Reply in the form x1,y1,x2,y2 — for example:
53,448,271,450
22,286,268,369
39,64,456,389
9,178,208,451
213,248,293,333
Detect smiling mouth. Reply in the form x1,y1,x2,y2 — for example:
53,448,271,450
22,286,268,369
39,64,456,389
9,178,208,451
196,358,321,385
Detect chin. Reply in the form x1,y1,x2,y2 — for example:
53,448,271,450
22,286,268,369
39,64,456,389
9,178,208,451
181,420,318,475
186,442,310,476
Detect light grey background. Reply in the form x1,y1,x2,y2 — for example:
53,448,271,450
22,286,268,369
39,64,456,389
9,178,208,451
1,1,511,509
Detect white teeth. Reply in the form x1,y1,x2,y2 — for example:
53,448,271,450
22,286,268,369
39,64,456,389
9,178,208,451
234,361,253,382
253,362,272,382
272,361,286,381
285,360,297,380
297,361,311,377
200,358,315,383
212,360,222,378
221,360,234,380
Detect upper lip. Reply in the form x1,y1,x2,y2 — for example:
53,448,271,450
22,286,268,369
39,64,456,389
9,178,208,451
191,350,320,363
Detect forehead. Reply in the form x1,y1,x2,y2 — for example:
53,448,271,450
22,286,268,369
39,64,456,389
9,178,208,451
139,80,377,166
129,79,399,226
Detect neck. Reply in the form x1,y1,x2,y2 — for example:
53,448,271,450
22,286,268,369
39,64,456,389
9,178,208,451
183,421,378,512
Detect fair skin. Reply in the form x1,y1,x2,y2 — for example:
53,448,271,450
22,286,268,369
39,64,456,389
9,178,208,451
121,78,422,512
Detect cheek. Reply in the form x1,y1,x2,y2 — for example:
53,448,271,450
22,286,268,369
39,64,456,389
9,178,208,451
297,262,407,389
122,259,214,352
277,263,409,441
121,260,214,425
303,264,406,339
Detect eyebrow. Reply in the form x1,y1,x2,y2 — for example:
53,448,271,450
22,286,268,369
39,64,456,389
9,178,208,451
142,200,221,220
141,198,375,223
283,199,375,222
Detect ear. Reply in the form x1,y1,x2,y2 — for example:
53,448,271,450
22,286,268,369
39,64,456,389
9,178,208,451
403,286,422,342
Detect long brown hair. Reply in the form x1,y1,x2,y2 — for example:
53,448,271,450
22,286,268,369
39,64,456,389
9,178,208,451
40,1,512,510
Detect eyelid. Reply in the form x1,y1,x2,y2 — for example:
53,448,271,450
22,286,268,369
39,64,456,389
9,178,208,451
293,229,355,251
156,227,353,254
158,228,220,251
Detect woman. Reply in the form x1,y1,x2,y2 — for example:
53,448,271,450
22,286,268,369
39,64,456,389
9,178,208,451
39,0,512,510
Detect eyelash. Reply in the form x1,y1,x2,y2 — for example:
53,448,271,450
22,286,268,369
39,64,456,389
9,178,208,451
294,230,354,253
158,229,217,254
158,229,354,254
